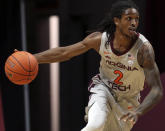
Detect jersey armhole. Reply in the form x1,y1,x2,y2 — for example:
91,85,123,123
99,32,108,54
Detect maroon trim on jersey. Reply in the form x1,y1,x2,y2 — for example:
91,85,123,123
110,33,139,56
97,74,101,80
88,80,95,91
88,74,101,91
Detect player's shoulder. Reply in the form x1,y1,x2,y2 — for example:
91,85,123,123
138,33,149,43
137,35,155,67
86,32,102,40
137,34,155,65
82,32,102,52
138,33,153,52
83,32,102,45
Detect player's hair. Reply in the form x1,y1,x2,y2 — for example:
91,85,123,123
97,0,139,41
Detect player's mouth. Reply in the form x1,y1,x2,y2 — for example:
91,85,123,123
128,27,137,35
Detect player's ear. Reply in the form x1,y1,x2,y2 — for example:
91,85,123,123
114,17,119,26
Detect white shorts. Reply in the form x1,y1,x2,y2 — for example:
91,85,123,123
81,75,136,131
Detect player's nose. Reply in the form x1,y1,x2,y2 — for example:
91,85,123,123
131,19,137,27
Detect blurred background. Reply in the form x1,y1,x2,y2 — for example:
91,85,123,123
0,0,165,131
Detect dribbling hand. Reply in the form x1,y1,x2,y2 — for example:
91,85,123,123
120,111,141,125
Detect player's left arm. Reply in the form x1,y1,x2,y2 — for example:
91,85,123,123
120,42,163,124
135,42,163,116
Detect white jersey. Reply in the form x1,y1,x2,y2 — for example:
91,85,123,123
99,32,148,101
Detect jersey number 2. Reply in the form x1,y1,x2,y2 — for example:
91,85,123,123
114,70,123,85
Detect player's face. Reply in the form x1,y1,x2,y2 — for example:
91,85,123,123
115,8,139,38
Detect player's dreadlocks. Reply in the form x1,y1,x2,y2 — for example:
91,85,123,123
97,0,139,41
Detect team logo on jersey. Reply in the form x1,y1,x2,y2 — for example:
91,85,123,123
127,53,135,66
128,60,134,66
128,53,135,60
106,60,138,71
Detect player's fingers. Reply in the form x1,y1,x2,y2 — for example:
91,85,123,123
124,113,132,122
130,118,136,125
128,115,137,125
14,49,19,52
120,113,129,121
127,115,134,122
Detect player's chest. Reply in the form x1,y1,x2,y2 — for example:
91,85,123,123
102,49,137,71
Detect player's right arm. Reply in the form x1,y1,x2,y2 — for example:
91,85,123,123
120,42,163,124
34,32,102,64
135,42,163,115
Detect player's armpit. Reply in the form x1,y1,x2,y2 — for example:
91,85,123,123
136,42,163,116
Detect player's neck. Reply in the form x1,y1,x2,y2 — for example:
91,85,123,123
113,30,132,48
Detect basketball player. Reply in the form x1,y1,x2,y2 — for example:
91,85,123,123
33,0,163,130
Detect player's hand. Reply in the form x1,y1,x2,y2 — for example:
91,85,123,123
14,49,19,52
120,111,141,125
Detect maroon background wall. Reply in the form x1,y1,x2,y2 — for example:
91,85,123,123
133,73,165,131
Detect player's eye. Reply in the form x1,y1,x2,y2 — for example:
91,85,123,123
127,17,131,21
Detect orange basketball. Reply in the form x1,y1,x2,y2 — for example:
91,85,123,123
5,51,39,85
